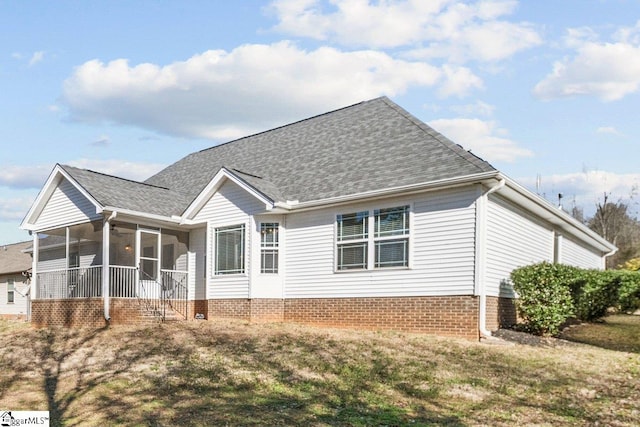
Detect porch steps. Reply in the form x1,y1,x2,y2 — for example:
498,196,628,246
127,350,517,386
138,303,184,323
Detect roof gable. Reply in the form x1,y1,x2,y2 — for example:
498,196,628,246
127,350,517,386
21,164,103,231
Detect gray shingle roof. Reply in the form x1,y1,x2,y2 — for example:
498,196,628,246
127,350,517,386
62,97,496,217
60,165,191,217
146,96,495,209
0,241,32,275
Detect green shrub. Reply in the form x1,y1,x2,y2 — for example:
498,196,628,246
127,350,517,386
571,269,619,321
510,262,577,335
616,270,640,313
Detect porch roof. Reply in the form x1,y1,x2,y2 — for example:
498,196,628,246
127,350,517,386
60,165,192,217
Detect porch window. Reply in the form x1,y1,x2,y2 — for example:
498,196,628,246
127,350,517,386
215,224,245,275
260,223,279,274
7,278,14,304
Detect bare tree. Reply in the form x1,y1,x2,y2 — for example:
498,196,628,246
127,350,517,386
588,193,640,269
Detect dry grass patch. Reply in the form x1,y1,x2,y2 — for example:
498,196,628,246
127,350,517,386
0,318,638,426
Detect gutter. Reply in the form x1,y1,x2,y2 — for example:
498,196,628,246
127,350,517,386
478,178,505,339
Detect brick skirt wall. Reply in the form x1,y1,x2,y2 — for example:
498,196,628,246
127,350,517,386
485,296,517,331
284,296,480,339
32,298,106,328
207,299,284,323
0,313,28,321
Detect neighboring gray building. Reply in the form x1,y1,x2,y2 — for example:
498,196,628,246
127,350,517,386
0,241,32,320
20,97,616,338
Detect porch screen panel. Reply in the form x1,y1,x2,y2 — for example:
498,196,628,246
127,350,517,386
215,224,245,275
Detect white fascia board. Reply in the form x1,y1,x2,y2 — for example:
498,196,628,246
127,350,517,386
500,175,617,255
182,167,274,221
20,164,103,230
275,171,501,213
101,207,182,226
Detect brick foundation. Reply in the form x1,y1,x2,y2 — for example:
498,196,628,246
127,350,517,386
485,296,517,331
207,298,284,323
31,295,488,339
32,298,106,328
284,296,480,339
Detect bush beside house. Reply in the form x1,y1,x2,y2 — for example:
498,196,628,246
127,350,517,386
510,262,640,335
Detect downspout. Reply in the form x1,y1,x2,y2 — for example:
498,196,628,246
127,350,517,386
103,211,117,322
478,178,506,338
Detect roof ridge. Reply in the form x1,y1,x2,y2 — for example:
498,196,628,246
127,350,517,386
61,164,174,191
378,97,496,172
196,97,385,154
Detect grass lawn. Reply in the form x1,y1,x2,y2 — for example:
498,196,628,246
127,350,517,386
0,317,639,426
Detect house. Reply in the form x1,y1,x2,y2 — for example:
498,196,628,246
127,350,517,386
20,97,616,339
0,241,33,320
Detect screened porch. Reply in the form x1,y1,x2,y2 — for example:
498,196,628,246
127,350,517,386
32,220,190,318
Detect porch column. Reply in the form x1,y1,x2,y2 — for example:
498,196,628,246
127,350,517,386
102,217,111,321
31,232,39,300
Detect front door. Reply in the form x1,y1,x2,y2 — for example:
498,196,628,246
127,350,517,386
137,229,161,300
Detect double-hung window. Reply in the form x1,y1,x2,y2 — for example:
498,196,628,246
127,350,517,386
336,211,369,270
260,223,279,274
374,206,410,268
336,205,409,270
7,278,14,304
215,224,245,275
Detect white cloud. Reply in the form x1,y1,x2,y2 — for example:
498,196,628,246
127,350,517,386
518,170,640,216
269,0,541,62
0,165,53,189
449,100,495,116
534,24,640,101
28,51,45,67
0,197,35,221
0,160,166,191
91,135,110,147
596,126,624,137
428,117,533,162
62,42,473,139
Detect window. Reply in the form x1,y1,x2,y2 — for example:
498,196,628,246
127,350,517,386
337,211,368,270
260,223,279,274
374,206,409,268
336,206,409,271
7,279,14,304
215,224,245,275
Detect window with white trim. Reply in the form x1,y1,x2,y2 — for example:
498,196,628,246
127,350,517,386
336,206,409,271
260,222,279,274
7,278,14,304
215,224,245,275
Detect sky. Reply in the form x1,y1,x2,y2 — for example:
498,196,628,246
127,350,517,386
1,0,640,245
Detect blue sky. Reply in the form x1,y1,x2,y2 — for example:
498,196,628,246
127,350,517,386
2,0,640,245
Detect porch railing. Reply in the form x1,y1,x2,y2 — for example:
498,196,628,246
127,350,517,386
35,266,189,321
138,268,189,321
36,266,103,299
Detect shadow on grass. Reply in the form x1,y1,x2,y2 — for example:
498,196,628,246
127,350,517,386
559,315,640,354
2,320,639,426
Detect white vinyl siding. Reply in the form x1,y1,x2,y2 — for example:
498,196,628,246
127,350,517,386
189,227,206,301
285,187,478,298
561,235,605,269
35,179,100,230
195,180,264,299
485,194,554,297
0,275,29,317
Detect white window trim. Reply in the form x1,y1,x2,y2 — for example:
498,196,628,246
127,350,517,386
335,204,412,272
212,222,247,277
7,278,15,304
260,222,280,275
